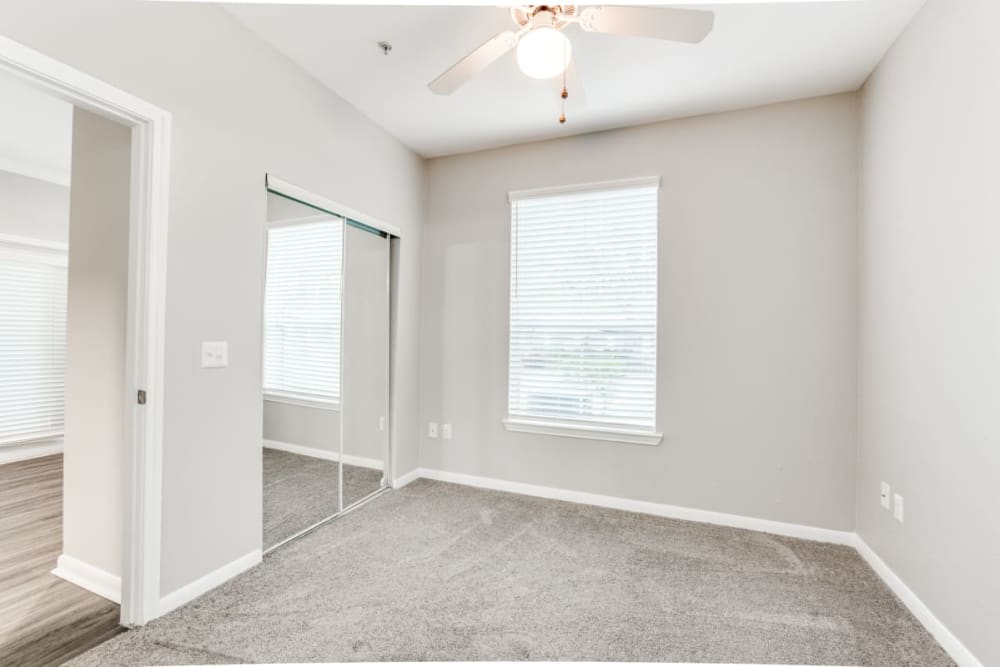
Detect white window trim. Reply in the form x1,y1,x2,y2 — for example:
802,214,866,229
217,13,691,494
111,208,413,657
266,212,333,230
506,176,662,446
508,175,661,203
263,391,340,412
503,417,663,446
0,435,65,466
0,431,65,448
0,233,68,264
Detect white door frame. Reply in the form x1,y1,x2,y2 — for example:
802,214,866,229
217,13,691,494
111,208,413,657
0,36,171,626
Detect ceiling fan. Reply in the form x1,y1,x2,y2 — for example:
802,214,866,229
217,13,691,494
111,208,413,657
428,4,715,118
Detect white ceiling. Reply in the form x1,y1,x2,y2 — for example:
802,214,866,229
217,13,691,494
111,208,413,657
0,69,73,185
226,1,924,158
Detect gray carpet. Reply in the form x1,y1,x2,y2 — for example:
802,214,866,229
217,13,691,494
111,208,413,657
263,448,383,549
72,479,952,665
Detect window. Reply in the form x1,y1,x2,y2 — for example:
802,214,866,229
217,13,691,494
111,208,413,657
0,237,68,445
263,218,342,407
506,179,660,444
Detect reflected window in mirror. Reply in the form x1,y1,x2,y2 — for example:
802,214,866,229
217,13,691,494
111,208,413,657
263,216,343,408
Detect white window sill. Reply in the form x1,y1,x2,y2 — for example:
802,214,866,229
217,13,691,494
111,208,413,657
0,435,65,464
502,417,663,446
264,392,340,412
0,432,64,448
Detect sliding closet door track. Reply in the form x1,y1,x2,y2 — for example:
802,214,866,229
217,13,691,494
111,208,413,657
262,485,391,555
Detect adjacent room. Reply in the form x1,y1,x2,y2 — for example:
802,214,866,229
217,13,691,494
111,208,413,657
0,0,996,666
0,68,133,664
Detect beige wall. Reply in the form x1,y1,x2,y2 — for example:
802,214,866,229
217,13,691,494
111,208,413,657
0,0,425,597
263,400,339,454
62,108,131,579
857,0,1000,663
421,94,860,531
0,170,69,243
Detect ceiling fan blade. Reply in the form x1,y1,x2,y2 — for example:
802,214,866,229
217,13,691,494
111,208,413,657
579,6,715,44
428,30,519,95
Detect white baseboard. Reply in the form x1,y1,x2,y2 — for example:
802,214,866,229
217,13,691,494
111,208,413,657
417,467,856,546
146,459,980,666
159,549,261,616
854,536,983,667
52,554,121,604
391,467,422,489
0,437,64,464
411,467,979,667
263,439,383,471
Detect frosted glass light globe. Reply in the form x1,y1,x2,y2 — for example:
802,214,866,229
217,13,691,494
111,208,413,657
516,27,572,80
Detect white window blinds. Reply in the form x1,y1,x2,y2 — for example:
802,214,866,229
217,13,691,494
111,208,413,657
0,241,67,445
508,181,658,432
264,219,342,405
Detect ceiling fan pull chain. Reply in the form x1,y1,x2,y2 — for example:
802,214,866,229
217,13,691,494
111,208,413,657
559,32,568,125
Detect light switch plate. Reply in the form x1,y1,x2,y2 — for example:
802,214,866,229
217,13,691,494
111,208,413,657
201,341,228,368
893,493,904,523
428,422,438,439
880,482,891,510
442,423,452,440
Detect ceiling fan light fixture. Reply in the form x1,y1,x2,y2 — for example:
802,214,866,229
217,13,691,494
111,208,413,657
516,27,572,80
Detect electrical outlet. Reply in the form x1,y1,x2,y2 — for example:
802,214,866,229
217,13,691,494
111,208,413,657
893,493,904,523
880,482,891,510
379,416,385,432
442,423,452,440
428,421,438,439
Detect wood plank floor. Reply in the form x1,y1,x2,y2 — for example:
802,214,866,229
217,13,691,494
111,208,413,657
0,454,122,666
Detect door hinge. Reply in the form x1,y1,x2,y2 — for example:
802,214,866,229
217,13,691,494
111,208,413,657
137,389,147,405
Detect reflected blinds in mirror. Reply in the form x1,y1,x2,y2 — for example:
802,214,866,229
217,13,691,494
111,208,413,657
263,219,343,405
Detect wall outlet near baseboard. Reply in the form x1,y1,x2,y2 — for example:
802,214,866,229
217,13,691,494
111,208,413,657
880,481,891,510
893,493,904,522
428,421,438,439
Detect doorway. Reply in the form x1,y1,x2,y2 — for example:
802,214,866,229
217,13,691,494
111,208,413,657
0,35,170,634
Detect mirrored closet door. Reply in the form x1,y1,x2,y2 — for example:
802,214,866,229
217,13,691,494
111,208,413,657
262,190,345,550
340,222,390,508
261,180,392,553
